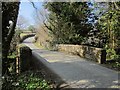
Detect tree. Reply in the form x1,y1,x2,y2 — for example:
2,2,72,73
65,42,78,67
16,15,28,30
2,2,20,75
86,2,109,47
28,25,36,33
97,2,120,49
97,2,120,60
44,2,93,44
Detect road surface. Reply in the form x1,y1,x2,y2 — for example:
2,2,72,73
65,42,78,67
23,37,119,88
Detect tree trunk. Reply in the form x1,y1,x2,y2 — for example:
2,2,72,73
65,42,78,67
2,2,20,75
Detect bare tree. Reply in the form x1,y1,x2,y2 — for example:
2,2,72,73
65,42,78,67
16,15,29,30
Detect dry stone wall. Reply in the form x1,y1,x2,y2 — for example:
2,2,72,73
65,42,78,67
56,44,106,64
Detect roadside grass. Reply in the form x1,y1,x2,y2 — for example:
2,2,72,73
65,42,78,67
34,42,44,49
20,33,28,39
33,41,54,51
18,43,26,48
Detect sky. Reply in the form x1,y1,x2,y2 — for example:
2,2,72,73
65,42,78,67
17,0,108,29
17,0,44,28
17,0,95,27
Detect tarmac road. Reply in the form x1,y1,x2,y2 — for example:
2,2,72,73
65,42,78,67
23,37,119,88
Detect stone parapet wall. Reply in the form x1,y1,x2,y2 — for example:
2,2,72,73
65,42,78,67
56,44,106,64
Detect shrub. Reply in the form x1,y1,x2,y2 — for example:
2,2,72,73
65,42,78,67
2,71,51,90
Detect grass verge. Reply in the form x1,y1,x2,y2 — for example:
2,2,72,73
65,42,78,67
34,42,44,49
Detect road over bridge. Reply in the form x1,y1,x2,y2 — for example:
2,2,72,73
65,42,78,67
23,37,119,88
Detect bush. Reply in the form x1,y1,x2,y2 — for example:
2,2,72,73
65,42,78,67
106,48,119,60
2,71,51,90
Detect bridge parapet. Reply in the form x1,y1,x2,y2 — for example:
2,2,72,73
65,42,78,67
56,44,106,64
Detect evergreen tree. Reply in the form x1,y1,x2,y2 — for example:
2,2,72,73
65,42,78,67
44,2,92,44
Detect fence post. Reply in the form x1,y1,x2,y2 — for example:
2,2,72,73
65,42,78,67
100,50,106,64
19,46,32,73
